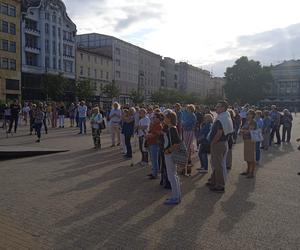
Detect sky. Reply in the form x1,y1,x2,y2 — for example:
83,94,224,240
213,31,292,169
64,0,300,76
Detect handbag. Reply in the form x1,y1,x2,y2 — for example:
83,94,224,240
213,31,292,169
169,128,188,167
250,129,264,142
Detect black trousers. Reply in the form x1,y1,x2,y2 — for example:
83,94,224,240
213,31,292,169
282,125,292,142
124,134,132,157
159,149,170,187
8,116,18,133
270,126,281,145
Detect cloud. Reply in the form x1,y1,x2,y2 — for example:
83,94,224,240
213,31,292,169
208,23,300,76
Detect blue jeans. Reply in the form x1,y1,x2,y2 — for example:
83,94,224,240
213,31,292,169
256,141,261,162
198,151,208,170
165,154,181,200
149,144,159,176
34,122,42,138
79,117,86,134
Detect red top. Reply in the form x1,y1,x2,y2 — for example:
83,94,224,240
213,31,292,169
147,122,162,145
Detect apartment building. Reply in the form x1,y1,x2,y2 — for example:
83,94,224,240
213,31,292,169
21,0,76,100
160,57,179,90
76,48,112,100
207,77,225,98
178,62,211,98
0,0,21,102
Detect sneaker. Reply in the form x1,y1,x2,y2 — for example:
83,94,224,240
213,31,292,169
36,139,40,143
199,169,208,174
164,198,180,205
240,172,248,176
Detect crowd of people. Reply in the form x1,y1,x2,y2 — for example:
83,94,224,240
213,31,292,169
1,99,298,204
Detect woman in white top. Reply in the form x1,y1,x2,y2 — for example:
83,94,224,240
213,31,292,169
109,102,122,147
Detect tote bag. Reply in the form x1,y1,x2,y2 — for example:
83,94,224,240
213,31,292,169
169,128,188,167
250,129,264,142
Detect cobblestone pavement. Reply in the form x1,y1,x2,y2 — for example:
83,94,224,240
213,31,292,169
0,117,300,250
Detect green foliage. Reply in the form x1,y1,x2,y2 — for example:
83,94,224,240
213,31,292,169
101,80,120,99
224,56,273,104
151,89,203,104
130,89,144,105
41,73,67,101
76,79,94,100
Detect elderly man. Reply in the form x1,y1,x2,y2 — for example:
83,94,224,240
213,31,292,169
207,100,233,193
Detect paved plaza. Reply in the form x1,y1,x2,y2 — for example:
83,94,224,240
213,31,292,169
0,117,300,250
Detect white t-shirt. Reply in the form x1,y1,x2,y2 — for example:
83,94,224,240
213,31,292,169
138,116,150,137
109,109,122,123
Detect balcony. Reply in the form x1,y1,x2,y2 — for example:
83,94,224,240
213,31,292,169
25,46,40,54
63,38,75,45
24,27,40,36
63,54,75,59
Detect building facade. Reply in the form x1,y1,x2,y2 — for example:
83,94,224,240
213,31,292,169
138,48,161,101
0,0,21,102
76,48,112,101
76,33,139,103
160,57,179,90
263,60,300,108
178,62,211,98
207,77,225,98
21,0,76,100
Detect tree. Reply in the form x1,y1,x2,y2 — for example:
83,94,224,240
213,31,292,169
101,80,120,99
76,79,94,100
41,73,67,101
130,89,144,105
224,56,273,104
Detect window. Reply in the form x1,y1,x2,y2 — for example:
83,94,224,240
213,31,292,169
9,41,16,52
52,26,56,37
26,53,37,66
9,59,16,70
80,53,83,60
88,67,90,76
58,59,61,70
9,23,16,35
52,41,56,55
64,60,73,73
2,20,8,33
58,17,61,24
116,71,121,78
106,72,109,80
1,39,8,51
58,43,61,56
116,59,120,66
58,27,61,38
1,58,8,69
52,14,56,22
6,79,19,90
45,57,49,67
94,69,97,78
100,70,103,79
45,39,49,53
8,5,16,17
45,23,49,34
116,47,120,55
1,3,8,15
53,58,56,69
80,66,83,75
45,12,50,20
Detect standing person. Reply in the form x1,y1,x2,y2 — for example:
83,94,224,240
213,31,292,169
29,104,36,135
197,114,213,173
42,104,48,134
78,101,88,134
241,110,257,178
90,107,103,149
207,101,233,193
51,102,58,128
34,104,44,143
181,104,197,176
68,103,75,127
255,110,264,164
270,105,281,145
146,112,163,179
163,111,181,205
75,103,80,127
7,99,20,133
262,110,271,150
232,109,241,144
137,108,150,166
109,102,122,147
46,103,52,126
2,104,11,129
281,109,293,143
122,109,135,159
226,109,235,170
120,107,127,155
174,103,182,138
22,103,30,126
58,103,65,128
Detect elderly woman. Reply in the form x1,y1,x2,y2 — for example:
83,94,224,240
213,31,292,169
241,109,257,178
109,102,122,147
182,104,197,176
281,109,293,143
